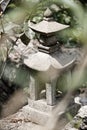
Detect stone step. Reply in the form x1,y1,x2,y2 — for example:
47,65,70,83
28,99,55,113
23,105,51,125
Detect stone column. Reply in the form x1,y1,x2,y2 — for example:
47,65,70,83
66,71,72,89
29,75,39,100
46,79,57,106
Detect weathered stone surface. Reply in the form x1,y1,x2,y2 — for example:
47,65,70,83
29,75,39,100
44,8,53,17
23,98,55,125
0,105,45,130
78,106,87,118
0,119,42,130
28,99,55,113
29,16,69,34
24,51,75,72
23,105,50,125
0,106,40,130
46,81,57,106
63,106,87,130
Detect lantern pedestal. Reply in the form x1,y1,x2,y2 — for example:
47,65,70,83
23,99,55,125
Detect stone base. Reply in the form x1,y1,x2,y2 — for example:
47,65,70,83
22,99,55,125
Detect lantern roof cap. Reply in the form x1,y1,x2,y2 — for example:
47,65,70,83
29,8,69,34
44,8,53,17
29,20,69,34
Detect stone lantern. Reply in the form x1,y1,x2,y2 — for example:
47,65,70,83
23,8,76,125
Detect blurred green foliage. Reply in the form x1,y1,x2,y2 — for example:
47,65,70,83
4,0,86,46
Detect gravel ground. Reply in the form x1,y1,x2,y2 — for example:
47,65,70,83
0,108,44,130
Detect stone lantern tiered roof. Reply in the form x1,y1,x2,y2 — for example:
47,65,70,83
29,8,69,54
23,8,75,72
29,8,69,34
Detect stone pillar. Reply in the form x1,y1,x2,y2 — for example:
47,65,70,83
29,75,39,100
66,71,72,89
46,79,57,106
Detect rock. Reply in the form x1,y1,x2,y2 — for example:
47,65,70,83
0,108,44,130
78,106,87,118
64,106,87,130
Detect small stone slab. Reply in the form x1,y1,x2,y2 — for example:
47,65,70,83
23,104,52,125
28,99,55,113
